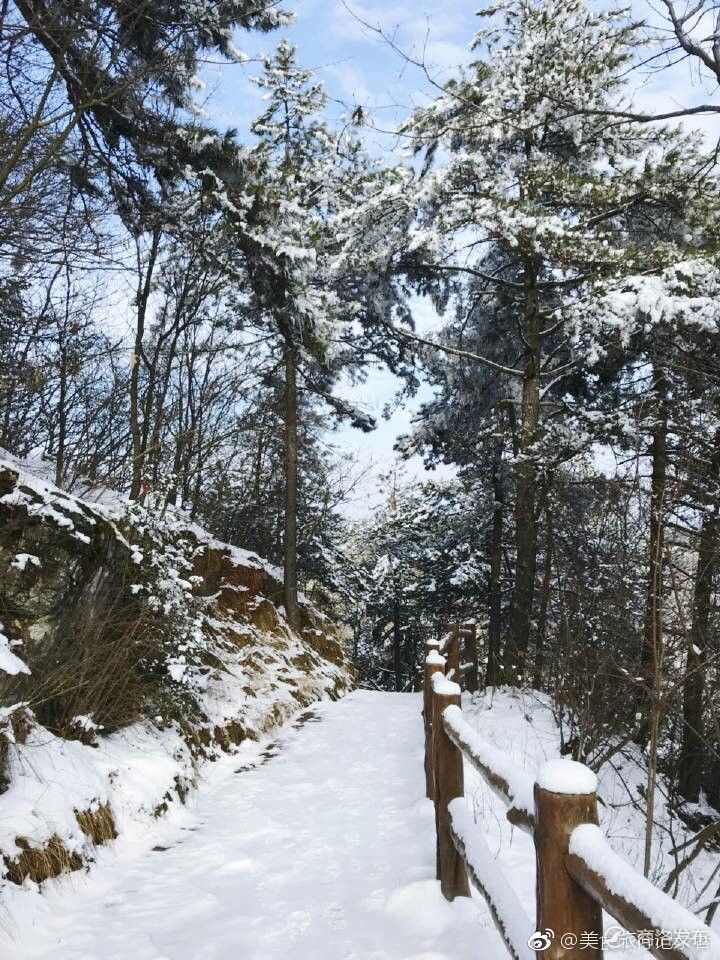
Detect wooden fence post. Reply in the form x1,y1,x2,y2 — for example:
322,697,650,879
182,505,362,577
432,673,470,901
445,621,461,684
461,621,479,694
424,644,444,800
534,760,603,960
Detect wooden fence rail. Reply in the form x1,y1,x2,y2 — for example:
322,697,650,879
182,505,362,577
423,634,720,960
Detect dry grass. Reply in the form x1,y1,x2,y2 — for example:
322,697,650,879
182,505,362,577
4,590,153,739
75,802,116,844
30,598,165,737
3,802,116,885
4,835,82,885
8,708,33,743
7,548,204,738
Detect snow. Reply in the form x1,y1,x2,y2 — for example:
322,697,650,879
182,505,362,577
431,672,461,697
451,688,720,957
70,715,102,734
569,824,720,960
443,703,535,819
449,798,534,960
6,693,505,960
4,687,719,959
0,631,30,676
9,553,41,571
536,758,598,795
0,721,188,862
0,451,301,605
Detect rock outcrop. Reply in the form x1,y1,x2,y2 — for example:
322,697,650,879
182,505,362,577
0,451,354,886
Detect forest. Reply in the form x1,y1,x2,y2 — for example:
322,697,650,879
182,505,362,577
1,0,720,955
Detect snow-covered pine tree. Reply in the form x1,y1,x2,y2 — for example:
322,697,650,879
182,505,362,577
349,475,487,691
229,41,414,628
12,0,291,205
398,0,716,677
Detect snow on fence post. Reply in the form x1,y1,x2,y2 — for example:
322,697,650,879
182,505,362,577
445,622,461,685
424,643,444,800
461,621,479,693
432,671,470,901
534,759,603,960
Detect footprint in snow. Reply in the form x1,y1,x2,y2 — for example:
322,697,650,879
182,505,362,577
215,857,254,875
287,910,312,938
323,904,345,928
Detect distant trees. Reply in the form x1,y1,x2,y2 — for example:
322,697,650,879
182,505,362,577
345,475,488,691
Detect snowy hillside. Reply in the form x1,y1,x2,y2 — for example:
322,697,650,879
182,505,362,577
0,451,353,892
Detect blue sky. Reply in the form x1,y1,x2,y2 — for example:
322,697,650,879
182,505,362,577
198,1,720,516
204,0,720,149
204,1,482,139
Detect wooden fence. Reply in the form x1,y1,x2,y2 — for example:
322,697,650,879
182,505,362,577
423,627,720,960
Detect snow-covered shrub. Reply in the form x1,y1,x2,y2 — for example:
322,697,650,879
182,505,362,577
121,491,218,728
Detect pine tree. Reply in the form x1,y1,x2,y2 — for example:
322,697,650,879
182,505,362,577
12,0,290,205
348,474,488,691
229,42,413,628
400,0,715,676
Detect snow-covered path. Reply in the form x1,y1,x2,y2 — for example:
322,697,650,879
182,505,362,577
9,691,498,960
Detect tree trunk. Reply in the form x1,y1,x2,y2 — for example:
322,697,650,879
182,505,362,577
533,503,553,689
393,589,402,691
507,262,542,679
283,340,300,631
147,324,184,486
679,503,717,800
129,229,160,501
486,442,504,686
637,368,668,744
463,623,479,694
55,341,67,488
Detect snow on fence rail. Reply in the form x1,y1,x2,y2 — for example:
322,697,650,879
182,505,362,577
442,704,535,832
422,631,720,960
